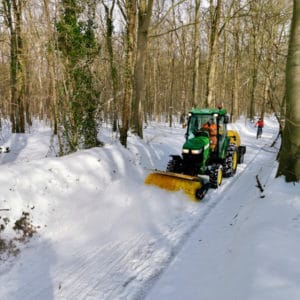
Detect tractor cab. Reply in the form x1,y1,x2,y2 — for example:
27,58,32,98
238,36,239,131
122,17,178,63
185,108,229,158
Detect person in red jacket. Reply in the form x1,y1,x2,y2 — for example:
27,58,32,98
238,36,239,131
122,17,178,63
255,117,264,139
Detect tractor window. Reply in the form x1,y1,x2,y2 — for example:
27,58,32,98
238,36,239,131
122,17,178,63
217,115,227,154
187,115,214,139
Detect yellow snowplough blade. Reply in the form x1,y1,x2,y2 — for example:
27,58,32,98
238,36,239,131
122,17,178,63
145,171,208,201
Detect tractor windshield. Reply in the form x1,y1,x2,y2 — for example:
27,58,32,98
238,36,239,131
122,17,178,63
187,114,215,140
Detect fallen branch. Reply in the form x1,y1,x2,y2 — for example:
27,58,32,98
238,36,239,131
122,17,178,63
256,175,264,193
0,209,10,211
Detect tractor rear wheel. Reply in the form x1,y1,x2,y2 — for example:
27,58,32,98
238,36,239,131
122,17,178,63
223,144,238,177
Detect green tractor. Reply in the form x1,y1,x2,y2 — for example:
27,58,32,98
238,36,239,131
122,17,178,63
145,108,246,200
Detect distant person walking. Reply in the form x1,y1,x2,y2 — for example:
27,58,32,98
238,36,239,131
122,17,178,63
255,117,264,139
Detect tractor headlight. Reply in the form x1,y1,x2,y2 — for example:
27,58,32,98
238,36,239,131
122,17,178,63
182,148,189,154
191,149,202,155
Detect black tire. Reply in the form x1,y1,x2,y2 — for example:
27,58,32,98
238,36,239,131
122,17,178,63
166,155,183,173
209,165,223,189
223,144,238,177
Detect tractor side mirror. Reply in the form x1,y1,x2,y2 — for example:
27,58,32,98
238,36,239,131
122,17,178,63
185,133,188,140
224,115,229,124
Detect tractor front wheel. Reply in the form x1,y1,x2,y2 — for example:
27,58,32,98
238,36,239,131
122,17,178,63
166,155,183,173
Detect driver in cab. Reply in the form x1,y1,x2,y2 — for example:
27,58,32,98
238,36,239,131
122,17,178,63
201,119,217,151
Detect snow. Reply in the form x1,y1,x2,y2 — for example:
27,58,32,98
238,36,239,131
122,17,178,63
0,116,299,300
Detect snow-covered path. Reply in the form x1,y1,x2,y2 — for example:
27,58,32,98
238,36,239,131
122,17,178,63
1,117,300,300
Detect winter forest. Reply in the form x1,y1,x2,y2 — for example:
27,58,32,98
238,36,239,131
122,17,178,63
1,1,300,298
0,0,299,180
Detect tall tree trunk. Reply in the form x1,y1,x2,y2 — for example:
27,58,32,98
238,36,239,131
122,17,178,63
4,0,17,132
206,0,222,108
249,30,258,121
231,14,240,122
104,1,119,132
261,76,270,118
220,19,228,102
13,0,25,133
119,0,137,147
131,0,153,139
248,2,261,121
43,0,58,135
3,0,25,133
192,0,201,108
277,0,300,182
168,52,175,128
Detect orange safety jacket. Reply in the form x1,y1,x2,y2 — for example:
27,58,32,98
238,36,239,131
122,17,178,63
202,123,217,150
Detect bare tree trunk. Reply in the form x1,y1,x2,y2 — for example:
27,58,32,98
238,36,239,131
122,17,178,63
261,76,270,118
3,0,25,133
248,2,262,121
277,0,300,182
43,0,58,135
220,19,228,102
104,1,119,132
131,0,153,139
119,0,137,147
231,1,240,121
13,0,25,133
3,0,16,132
249,35,258,120
169,52,175,128
206,0,222,107
192,0,201,108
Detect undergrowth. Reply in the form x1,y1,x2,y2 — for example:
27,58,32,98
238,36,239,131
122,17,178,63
0,212,37,261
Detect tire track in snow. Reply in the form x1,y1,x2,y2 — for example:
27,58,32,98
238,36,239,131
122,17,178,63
48,234,168,300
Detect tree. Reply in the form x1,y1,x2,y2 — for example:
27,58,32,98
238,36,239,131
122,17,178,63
56,0,100,153
103,0,119,132
277,0,300,182
43,0,58,135
119,0,137,147
131,0,154,138
230,0,240,122
2,0,25,133
205,0,222,108
192,0,201,108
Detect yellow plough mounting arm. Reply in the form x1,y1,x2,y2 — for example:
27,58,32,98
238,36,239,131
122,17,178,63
145,171,210,201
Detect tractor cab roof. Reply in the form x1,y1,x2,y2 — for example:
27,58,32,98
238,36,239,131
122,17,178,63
189,108,227,116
